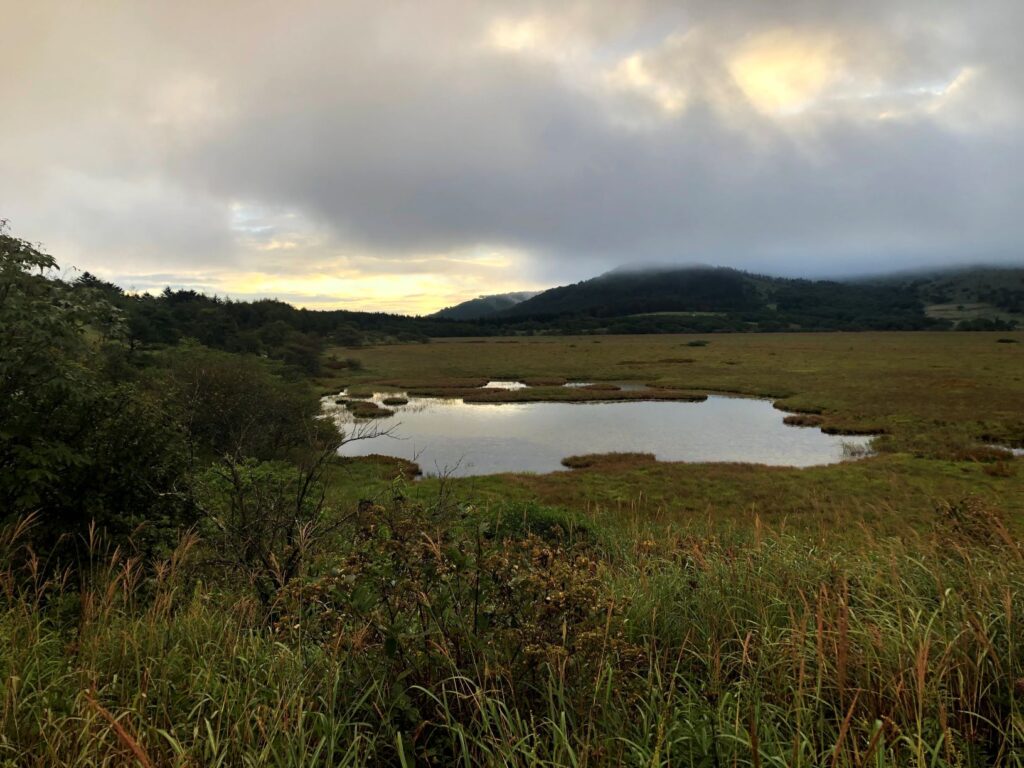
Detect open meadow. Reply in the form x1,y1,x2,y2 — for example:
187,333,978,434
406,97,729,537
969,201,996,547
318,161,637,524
321,332,1024,537
4,323,1023,766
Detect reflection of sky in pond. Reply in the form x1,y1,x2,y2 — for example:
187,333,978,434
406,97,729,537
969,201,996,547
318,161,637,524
324,391,875,478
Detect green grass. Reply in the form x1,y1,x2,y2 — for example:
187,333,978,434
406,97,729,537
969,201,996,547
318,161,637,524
2,497,1022,766
317,332,1024,537
5,332,1024,765
320,332,1024,454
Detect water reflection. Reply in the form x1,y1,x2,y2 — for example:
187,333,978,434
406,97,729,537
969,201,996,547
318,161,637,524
324,388,875,478
484,380,529,390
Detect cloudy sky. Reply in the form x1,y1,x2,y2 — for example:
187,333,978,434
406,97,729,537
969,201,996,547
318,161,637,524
3,1,1022,313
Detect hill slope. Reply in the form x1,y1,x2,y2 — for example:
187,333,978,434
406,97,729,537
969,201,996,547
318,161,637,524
900,267,1024,328
432,291,538,320
497,265,964,331
503,266,762,318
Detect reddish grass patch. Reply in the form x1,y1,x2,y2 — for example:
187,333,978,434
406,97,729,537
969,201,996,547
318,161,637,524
561,452,658,470
345,401,395,419
783,414,825,427
522,376,568,386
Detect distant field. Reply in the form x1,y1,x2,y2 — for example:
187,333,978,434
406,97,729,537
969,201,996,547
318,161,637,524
320,332,1024,535
925,301,1024,323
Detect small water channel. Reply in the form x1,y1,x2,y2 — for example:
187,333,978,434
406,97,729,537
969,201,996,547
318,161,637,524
323,383,875,477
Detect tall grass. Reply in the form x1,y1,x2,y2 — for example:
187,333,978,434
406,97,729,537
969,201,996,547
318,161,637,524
1,499,1022,766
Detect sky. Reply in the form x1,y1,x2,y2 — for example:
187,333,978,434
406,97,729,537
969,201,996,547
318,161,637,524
2,1,1023,314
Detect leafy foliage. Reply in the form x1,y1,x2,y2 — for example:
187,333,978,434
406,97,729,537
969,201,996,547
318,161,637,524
196,451,340,607
0,223,192,554
155,343,330,462
1,222,338,564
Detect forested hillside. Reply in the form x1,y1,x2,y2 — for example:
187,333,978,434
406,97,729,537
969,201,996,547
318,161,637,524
499,266,951,331
432,291,537,319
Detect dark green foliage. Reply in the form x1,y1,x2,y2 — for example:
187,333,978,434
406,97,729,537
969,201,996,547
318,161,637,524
957,317,1019,331
1,223,336,565
196,449,341,607
504,266,762,318
103,289,462,358
432,290,538,319
52,249,1024,341
1,225,194,558
492,266,947,332
155,344,333,462
770,279,936,330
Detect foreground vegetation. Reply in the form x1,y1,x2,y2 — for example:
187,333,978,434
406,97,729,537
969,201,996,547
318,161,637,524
2,224,1023,765
4,491,1023,766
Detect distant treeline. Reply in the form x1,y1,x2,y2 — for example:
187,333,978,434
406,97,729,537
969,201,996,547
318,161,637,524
73,274,468,374
71,267,1019,375
491,266,1021,332
22,238,1018,383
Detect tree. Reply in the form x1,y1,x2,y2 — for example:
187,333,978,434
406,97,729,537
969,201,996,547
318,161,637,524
194,414,388,608
0,221,110,514
157,344,331,462
196,449,339,608
1,222,193,558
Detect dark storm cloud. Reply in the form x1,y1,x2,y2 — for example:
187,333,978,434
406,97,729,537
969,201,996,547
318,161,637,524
1,0,1022,307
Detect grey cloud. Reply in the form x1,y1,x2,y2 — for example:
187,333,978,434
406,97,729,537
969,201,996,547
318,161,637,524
1,0,1022,301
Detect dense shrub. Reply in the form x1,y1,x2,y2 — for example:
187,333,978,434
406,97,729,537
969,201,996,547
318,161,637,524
0,225,194,558
156,343,334,461
1,498,1022,766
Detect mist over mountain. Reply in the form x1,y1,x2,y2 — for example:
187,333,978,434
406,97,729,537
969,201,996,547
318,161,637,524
503,266,761,318
438,264,1024,333
431,291,538,320
57,258,1024,354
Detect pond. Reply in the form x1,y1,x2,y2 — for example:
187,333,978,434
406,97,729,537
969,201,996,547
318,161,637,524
323,387,875,477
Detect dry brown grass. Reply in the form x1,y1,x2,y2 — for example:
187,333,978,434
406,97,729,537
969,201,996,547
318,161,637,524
783,414,825,427
560,452,658,470
345,401,394,419
320,331,1024,457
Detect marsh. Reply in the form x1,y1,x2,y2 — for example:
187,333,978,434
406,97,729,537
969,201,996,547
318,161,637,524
324,390,874,477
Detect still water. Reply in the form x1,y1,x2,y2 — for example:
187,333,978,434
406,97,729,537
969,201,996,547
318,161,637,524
323,387,874,477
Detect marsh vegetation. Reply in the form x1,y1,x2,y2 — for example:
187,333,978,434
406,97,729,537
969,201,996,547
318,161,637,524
2,226,1023,766
324,390,875,476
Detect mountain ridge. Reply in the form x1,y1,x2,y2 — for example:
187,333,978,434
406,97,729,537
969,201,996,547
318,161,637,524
431,291,539,320
434,264,1024,332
